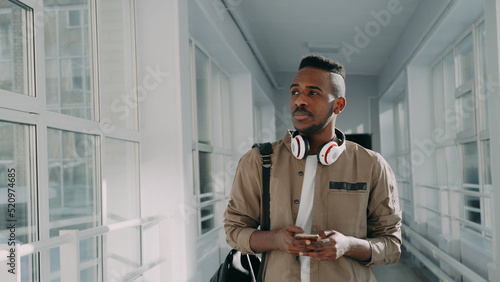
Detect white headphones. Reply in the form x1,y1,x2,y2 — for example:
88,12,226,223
290,129,346,165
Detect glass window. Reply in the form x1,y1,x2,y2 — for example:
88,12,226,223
47,129,98,282
103,138,141,281
195,47,211,145
99,0,138,130
44,0,94,120
221,73,232,150
446,145,461,187
190,41,233,237
394,95,408,153
211,63,223,148
476,22,489,132
224,155,234,198
482,140,491,186
456,91,475,135
200,205,214,235
0,2,31,95
436,148,447,186
199,151,213,202
443,51,457,139
432,62,445,131
461,142,478,185
0,121,35,281
432,21,491,239
457,33,474,85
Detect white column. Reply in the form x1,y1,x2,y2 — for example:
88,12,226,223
136,0,194,281
484,0,500,280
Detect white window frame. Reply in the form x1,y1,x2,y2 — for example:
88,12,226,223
0,0,142,281
189,37,233,238
430,17,492,240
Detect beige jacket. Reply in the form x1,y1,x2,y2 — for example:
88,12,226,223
224,130,402,281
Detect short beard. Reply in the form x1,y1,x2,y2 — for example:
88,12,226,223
294,103,335,136
295,123,327,136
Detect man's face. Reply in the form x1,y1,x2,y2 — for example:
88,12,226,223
289,67,344,136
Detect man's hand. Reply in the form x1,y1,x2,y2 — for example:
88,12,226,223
249,225,313,255
303,230,372,262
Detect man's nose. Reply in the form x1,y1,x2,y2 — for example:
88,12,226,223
294,92,309,107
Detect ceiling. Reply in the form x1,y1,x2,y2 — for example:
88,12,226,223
229,0,421,76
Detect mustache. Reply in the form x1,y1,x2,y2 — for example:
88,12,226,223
292,107,312,116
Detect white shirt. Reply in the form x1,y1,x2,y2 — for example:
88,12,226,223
294,155,317,282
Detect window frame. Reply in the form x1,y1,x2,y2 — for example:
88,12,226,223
430,17,492,239
0,0,142,281
189,37,233,238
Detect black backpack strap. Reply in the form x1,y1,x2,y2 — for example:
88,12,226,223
251,142,272,282
252,143,272,230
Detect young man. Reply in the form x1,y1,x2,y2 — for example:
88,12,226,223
224,55,402,281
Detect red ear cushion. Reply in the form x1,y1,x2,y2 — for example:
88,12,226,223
322,143,337,165
317,140,345,165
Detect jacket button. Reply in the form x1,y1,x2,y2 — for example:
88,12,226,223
298,171,303,176
294,199,299,204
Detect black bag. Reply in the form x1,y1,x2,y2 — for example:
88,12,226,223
210,143,273,282
209,249,261,282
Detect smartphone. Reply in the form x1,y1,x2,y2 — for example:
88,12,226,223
294,233,320,241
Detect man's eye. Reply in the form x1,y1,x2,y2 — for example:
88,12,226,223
291,90,299,95
310,91,318,95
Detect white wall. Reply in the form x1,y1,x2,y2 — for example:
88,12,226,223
337,75,378,136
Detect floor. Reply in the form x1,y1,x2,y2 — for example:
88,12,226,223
372,252,435,282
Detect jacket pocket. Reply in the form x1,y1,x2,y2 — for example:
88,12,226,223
327,189,368,236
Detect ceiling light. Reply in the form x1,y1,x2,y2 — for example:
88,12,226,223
307,41,341,53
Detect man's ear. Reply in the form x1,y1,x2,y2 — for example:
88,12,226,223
333,97,346,114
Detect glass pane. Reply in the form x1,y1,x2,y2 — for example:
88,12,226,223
104,138,141,280
457,33,474,85
221,73,232,150
199,151,213,202
432,62,445,131
200,205,214,235
99,0,138,130
477,22,489,132
443,52,457,139
195,47,211,145
446,145,461,187
212,154,224,197
394,96,408,153
47,129,98,282
396,154,411,179
224,155,234,198
465,208,481,224
456,91,475,135
211,63,223,148
482,140,491,186
0,2,30,95
0,122,35,281
436,148,447,186
461,142,478,185
44,1,94,120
